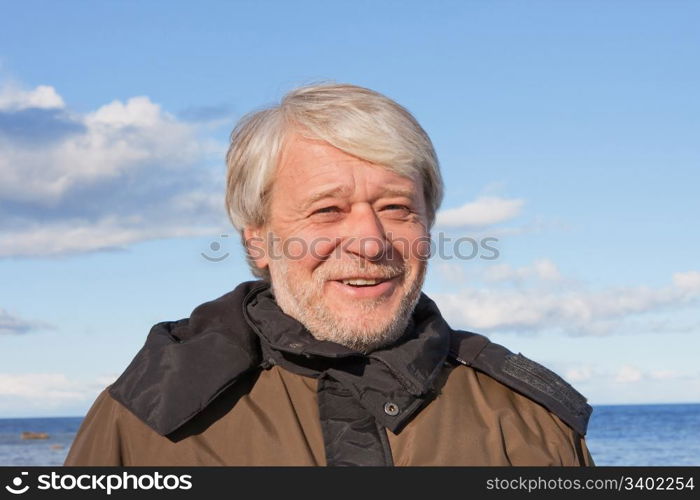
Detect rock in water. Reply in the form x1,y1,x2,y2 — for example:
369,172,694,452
21,431,49,440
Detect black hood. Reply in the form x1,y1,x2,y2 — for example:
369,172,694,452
109,281,264,436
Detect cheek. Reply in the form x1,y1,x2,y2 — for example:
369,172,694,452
304,234,338,261
278,237,307,261
413,237,432,261
278,234,336,273
388,227,431,263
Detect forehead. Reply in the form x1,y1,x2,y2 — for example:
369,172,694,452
272,135,419,201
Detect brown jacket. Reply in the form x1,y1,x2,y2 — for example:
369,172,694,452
65,281,594,466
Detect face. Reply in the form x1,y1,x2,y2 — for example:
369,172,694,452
245,135,430,352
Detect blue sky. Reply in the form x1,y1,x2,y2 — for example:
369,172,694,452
1,1,698,417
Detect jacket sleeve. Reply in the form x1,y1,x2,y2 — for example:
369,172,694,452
64,388,123,466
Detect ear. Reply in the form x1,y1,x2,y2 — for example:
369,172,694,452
243,226,270,270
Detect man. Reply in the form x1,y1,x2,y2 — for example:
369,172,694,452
65,83,594,466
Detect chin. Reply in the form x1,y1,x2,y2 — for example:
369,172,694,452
313,297,417,352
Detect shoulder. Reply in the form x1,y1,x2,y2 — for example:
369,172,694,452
447,330,593,436
109,280,267,436
79,387,129,426
66,387,198,466
64,388,129,465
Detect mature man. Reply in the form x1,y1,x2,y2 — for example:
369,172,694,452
65,84,593,466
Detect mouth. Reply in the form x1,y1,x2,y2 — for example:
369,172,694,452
327,274,401,299
337,277,393,287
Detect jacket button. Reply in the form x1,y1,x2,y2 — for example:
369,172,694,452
383,402,400,416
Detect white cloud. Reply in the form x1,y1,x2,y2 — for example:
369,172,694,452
0,373,118,414
435,196,524,228
565,364,691,385
433,267,700,336
0,209,220,258
0,373,85,402
649,370,682,381
673,271,700,293
0,82,229,257
0,309,51,335
565,366,594,383
615,365,643,383
94,374,119,387
484,258,563,283
434,261,473,285
0,83,64,111
555,363,700,404
0,93,206,202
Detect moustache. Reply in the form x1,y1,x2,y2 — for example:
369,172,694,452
314,260,406,282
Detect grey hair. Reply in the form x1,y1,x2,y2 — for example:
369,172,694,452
225,82,443,279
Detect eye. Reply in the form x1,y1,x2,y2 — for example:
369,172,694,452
382,204,411,213
311,206,342,218
314,206,340,214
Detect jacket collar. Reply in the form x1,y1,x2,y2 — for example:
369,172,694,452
244,284,451,432
110,280,452,436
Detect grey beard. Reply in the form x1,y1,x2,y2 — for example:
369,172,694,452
268,258,426,353
278,284,421,353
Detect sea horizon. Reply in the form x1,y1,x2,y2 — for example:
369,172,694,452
4,401,699,421
2,402,699,466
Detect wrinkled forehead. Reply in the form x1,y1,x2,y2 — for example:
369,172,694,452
270,134,423,204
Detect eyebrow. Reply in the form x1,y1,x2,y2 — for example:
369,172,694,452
380,187,415,199
301,186,354,210
300,185,417,211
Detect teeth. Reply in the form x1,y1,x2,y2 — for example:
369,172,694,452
341,278,381,286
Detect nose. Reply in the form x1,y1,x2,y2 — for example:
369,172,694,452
340,203,390,261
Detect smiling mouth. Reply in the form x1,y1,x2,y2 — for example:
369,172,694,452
335,276,397,287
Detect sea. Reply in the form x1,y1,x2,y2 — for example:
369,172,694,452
0,404,698,466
